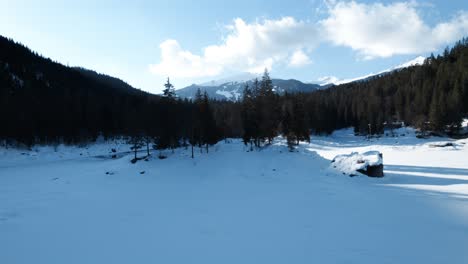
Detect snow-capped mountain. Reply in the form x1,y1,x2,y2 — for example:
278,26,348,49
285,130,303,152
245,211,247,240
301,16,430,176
318,56,426,86
177,56,427,101
177,77,321,101
198,72,260,87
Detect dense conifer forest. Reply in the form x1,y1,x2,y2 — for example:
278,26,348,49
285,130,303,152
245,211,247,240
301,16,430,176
303,39,468,136
1,35,467,152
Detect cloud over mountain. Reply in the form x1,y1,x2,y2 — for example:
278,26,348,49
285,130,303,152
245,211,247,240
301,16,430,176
150,1,468,78
150,17,318,78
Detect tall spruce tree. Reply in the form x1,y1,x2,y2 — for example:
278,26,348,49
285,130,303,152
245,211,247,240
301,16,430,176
258,69,280,144
129,133,144,163
241,84,256,150
281,101,295,151
292,96,309,144
200,91,218,153
163,77,176,98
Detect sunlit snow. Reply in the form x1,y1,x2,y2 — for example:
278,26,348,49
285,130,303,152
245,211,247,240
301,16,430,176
1,128,467,264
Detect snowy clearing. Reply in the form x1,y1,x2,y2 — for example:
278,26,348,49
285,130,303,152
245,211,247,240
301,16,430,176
1,128,468,264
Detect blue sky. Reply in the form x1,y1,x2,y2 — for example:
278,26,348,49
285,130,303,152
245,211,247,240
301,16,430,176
1,0,467,93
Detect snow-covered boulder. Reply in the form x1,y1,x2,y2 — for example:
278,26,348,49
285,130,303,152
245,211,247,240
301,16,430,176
331,151,384,177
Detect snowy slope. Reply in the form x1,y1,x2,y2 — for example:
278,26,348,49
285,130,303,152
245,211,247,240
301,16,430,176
199,72,260,87
1,131,468,264
319,56,426,86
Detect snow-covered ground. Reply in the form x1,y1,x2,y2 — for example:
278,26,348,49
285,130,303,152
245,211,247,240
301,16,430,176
1,129,468,264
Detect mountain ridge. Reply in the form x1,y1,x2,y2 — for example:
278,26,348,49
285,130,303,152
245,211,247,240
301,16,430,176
318,56,426,86
176,78,322,101
176,56,427,101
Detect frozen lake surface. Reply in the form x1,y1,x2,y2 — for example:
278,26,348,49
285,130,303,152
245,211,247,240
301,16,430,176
1,128,468,264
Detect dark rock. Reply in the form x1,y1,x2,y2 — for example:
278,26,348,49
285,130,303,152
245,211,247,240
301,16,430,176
357,164,384,178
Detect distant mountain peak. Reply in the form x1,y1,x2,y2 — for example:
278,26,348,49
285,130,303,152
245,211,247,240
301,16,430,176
176,77,320,101
198,72,260,87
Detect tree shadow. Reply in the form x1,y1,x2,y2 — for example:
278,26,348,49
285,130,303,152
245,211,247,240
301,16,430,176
385,164,468,177
383,164,468,186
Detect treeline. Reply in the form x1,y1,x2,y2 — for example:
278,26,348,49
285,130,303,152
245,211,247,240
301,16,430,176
0,36,225,155
1,35,468,153
301,38,468,136
241,73,309,151
239,37,468,147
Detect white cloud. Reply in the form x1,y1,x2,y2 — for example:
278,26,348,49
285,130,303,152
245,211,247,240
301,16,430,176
150,1,468,79
289,50,312,67
150,17,318,78
149,39,222,78
432,11,468,45
321,1,468,59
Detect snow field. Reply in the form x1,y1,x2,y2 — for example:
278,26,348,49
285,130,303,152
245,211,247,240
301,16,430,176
1,129,468,264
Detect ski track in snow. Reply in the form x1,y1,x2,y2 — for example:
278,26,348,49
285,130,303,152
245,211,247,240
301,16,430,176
0,128,468,264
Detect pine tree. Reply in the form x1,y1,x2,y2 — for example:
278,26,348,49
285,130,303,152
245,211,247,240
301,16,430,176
241,84,256,150
258,69,280,144
292,96,309,144
129,133,144,163
429,89,444,132
446,79,463,133
251,78,262,147
189,102,200,158
194,88,204,152
163,77,176,98
144,134,152,156
281,103,295,151
201,91,218,153
260,69,274,97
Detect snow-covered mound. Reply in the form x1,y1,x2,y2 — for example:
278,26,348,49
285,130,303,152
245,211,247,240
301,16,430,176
332,151,383,177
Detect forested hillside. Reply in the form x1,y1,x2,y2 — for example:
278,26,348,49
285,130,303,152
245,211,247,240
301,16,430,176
301,39,468,135
1,35,467,150
0,36,219,149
